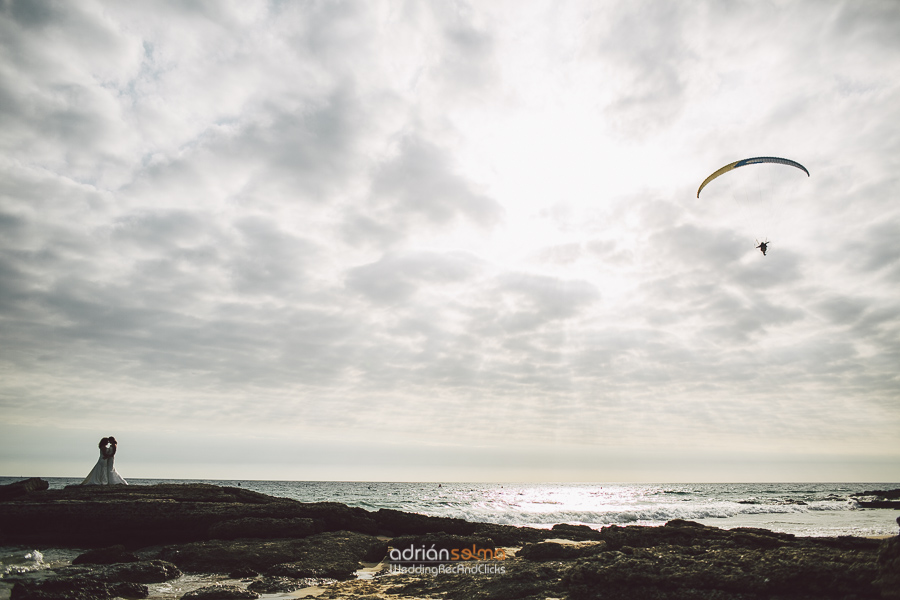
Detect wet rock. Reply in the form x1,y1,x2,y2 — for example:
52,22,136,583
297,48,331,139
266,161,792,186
597,518,801,551
856,488,900,500
321,519,885,600
2,483,549,547
472,522,549,546
181,584,259,599
852,489,900,508
876,535,900,599
373,508,476,536
208,517,320,540
246,575,308,593
565,542,881,599
227,566,260,579
157,538,306,573
158,530,386,577
0,478,49,501
72,544,140,565
0,484,378,546
550,523,605,541
265,531,388,580
48,560,181,584
519,540,606,561
11,578,149,600
383,559,567,600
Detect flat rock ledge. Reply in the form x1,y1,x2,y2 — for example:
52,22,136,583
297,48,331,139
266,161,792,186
1,481,899,599
0,481,541,547
8,559,180,600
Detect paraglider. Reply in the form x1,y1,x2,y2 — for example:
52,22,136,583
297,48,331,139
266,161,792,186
697,157,809,199
697,157,809,256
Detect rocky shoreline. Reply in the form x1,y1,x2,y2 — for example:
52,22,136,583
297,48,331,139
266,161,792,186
1,479,898,599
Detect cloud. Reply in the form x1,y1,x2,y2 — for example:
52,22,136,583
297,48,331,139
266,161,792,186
347,250,483,304
0,0,898,480
369,133,505,230
587,2,693,135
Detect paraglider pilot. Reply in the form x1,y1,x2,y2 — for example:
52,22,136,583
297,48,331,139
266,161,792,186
756,240,768,256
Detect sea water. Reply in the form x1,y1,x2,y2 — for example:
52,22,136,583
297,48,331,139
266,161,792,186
3,478,899,537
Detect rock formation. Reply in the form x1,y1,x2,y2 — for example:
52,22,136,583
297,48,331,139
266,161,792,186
1,480,895,599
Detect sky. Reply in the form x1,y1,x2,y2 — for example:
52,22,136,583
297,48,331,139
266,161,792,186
1,0,898,483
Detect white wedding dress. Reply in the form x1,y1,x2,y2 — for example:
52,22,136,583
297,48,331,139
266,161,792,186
81,448,110,485
106,449,128,485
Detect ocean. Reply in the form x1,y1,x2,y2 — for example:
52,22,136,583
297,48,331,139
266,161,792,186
3,478,899,538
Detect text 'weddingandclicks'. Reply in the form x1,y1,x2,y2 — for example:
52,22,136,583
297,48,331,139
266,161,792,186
387,543,508,576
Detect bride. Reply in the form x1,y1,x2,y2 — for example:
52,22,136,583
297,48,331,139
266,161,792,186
80,437,128,485
105,436,128,485
81,437,111,485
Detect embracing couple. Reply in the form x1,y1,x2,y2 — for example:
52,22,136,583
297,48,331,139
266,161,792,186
81,436,128,486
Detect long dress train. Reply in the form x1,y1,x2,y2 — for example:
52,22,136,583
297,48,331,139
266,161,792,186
81,450,109,485
106,452,128,485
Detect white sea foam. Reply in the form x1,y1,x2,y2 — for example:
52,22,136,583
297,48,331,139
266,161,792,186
0,548,45,578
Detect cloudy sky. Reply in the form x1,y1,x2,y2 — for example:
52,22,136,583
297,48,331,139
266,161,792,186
1,0,898,482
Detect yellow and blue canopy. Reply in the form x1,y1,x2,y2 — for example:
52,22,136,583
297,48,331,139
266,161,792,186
697,157,809,198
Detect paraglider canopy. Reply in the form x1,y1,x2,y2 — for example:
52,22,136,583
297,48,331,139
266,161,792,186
697,157,809,198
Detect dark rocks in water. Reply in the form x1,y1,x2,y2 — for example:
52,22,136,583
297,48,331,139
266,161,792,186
157,530,386,578
246,575,309,594
856,488,900,500
877,536,900,599
48,560,181,584
10,579,148,600
0,478,49,501
852,488,900,508
72,544,140,565
857,499,900,508
9,560,177,600
180,584,259,599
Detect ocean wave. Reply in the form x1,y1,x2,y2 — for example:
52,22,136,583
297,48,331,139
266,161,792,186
0,549,44,578
435,499,860,528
